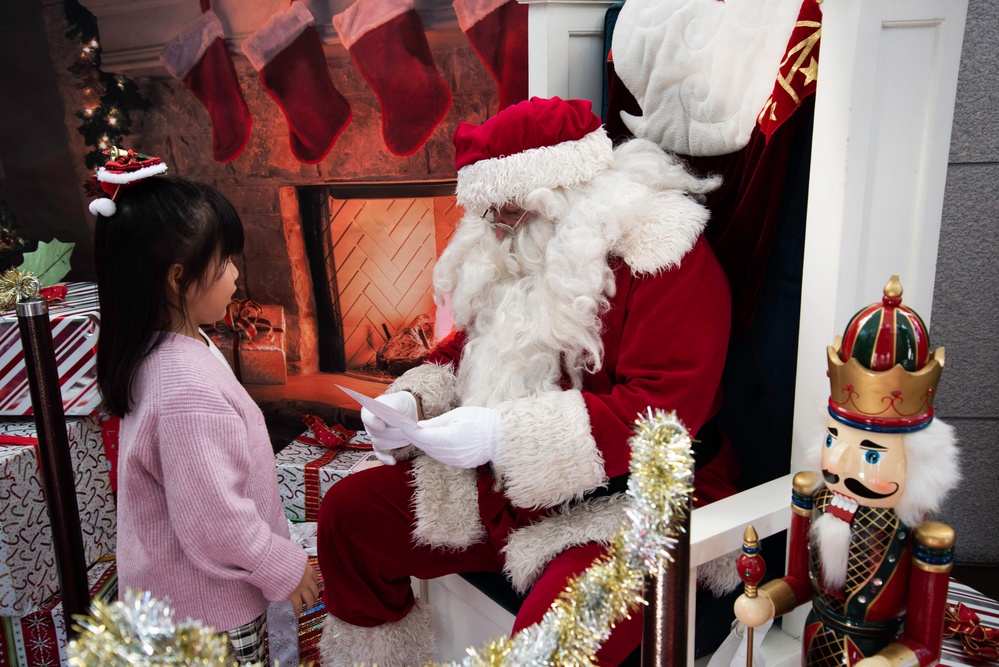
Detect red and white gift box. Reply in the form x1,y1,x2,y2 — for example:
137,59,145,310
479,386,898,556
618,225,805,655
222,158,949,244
275,427,379,522
205,302,287,385
0,416,116,616
0,558,117,667
0,282,101,416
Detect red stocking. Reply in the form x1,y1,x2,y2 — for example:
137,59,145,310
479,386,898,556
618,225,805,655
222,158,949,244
334,0,452,157
242,1,352,164
161,6,251,162
453,0,528,112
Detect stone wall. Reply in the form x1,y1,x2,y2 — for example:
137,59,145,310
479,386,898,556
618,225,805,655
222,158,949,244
39,1,497,375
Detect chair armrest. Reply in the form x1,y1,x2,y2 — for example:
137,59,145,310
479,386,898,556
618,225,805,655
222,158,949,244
690,473,793,566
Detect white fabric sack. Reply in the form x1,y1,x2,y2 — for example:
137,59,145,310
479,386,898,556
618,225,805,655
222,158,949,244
611,0,802,156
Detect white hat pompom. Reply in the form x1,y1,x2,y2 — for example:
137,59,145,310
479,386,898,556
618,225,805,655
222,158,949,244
89,198,118,217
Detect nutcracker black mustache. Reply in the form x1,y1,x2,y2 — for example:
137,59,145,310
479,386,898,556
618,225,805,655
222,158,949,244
823,471,900,500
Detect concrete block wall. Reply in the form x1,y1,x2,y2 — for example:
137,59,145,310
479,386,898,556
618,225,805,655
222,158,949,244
933,0,999,563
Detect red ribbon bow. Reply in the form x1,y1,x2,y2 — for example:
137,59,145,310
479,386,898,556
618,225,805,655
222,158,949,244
297,415,368,451
944,602,999,661
205,299,282,342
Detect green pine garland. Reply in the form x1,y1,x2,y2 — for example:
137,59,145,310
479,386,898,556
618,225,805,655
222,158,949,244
63,0,149,169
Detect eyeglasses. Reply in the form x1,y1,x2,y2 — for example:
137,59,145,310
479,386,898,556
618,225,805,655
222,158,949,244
481,206,530,237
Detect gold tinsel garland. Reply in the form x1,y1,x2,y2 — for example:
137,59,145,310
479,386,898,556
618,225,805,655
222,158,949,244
0,267,39,310
67,409,693,666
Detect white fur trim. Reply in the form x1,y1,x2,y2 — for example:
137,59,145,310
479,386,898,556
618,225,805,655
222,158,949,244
410,455,486,549
89,198,116,217
811,511,852,590
242,1,314,71
160,10,224,80
502,495,626,593
493,390,606,509
453,0,509,31
389,363,458,418
612,188,711,274
456,129,615,213
319,602,433,667
333,0,413,49
696,549,744,596
95,162,168,184
894,418,960,528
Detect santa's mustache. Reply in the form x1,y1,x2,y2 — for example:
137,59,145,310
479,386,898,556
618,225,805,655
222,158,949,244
822,470,900,500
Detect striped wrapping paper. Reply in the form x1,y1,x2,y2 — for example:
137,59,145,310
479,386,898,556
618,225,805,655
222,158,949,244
941,578,999,666
0,283,101,416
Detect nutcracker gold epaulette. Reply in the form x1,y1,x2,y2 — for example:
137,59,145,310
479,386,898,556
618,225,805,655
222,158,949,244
912,521,956,573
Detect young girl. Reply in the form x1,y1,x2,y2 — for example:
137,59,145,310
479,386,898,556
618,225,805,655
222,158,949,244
93,158,317,664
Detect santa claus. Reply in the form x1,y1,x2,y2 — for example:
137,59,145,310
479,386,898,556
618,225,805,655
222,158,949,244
317,96,742,666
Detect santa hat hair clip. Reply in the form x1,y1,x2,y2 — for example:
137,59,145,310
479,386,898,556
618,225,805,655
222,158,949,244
88,147,168,216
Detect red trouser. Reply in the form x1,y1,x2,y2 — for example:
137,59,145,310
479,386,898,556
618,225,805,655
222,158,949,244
316,461,643,666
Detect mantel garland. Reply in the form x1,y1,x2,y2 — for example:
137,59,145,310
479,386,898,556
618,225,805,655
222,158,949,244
63,0,149,169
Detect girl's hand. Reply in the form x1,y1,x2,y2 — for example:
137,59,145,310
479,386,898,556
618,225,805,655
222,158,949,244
287,562,320,614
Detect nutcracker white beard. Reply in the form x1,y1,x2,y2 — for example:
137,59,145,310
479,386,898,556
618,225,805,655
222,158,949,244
810,510,852,590
433,190,619,408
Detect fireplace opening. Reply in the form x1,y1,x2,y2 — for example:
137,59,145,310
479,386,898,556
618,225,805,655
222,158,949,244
299,182,461,380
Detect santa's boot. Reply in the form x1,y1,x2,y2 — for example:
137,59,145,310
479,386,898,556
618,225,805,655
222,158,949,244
319,602,434,667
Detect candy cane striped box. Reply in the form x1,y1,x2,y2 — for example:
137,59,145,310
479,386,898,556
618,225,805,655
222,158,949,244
0,416,116,616
275,429,379,522
0,283,101,416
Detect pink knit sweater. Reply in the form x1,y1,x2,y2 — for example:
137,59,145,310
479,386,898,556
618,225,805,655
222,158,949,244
117,332,307,631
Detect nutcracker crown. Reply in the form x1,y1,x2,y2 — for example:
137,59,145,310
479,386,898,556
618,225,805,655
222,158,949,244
827,276,943,432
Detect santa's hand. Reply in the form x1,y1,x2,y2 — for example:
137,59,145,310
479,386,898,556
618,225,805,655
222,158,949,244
399,406,500,468
361,391,419,465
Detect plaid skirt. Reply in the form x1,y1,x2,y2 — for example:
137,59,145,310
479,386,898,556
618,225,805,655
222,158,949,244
226,612,268,665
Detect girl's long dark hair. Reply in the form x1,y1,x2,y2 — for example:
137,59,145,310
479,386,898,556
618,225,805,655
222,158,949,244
94,177,243,417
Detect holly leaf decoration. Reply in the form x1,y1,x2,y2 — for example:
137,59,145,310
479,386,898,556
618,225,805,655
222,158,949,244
19,238,75,285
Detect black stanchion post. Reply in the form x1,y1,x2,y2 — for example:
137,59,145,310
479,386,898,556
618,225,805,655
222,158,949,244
642,500,691,667
15,296,90,639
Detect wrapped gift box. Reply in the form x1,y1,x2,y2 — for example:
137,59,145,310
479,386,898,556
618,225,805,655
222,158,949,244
0,558,117,667
941,578,999,666
206,302,287,385
275,429,379,522
0,282,101,416
297,555,326,666
0,416,116,616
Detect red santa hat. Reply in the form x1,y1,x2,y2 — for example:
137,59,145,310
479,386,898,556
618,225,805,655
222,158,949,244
88,148,168,216
452,96,614,212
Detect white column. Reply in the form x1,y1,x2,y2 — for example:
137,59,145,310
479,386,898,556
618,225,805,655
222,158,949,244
791,0,968,474
522,0,616,110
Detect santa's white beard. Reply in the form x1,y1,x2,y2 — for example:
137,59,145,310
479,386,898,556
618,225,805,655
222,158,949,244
810,511,852,591
433,203,617,407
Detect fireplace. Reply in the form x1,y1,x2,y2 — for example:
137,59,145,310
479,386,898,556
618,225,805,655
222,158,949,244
299,182,461,377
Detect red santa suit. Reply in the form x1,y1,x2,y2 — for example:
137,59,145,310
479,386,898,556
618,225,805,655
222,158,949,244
317,97,740,667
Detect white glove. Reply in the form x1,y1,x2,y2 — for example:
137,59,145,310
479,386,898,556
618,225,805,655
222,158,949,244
361,391,419,465
398,406,501,468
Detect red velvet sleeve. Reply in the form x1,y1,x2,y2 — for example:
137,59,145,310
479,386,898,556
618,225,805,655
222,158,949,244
582,237,732,481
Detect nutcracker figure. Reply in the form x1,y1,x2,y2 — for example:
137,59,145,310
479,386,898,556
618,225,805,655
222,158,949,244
735,276,960,667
